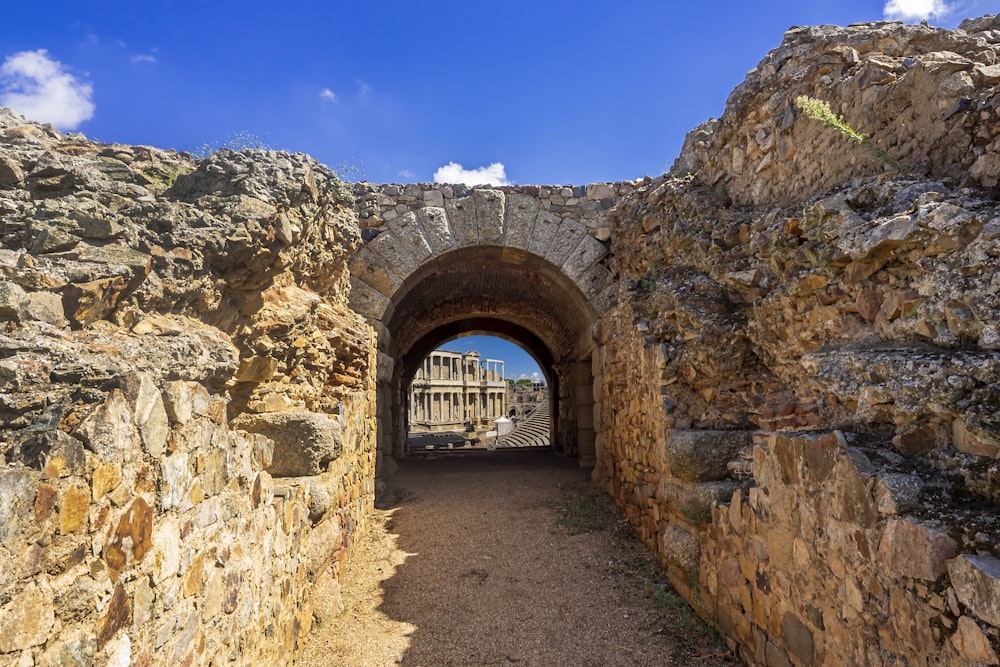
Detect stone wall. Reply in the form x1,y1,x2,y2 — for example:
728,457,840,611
0,110,376,666
595,15,1000,666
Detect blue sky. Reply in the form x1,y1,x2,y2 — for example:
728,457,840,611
2,1,995,186
2,1,996,378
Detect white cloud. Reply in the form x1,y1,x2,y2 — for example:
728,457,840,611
433,161,510,186
319,88,337,102
0,49,94,129
883,0,954,21
131,54,157,64
398,168,415,179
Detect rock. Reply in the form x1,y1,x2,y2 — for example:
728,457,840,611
948,554,1000,627
951,615,999,665
74,390,140,464
877,518,958,581
121,372,169,457
233,411,343,476
21,290,66,325
162,380,211,425
0,580,55,652
660,525,699,570
662,429,751,482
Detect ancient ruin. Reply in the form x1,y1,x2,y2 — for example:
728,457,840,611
2,13,1000,667
408,349,506,434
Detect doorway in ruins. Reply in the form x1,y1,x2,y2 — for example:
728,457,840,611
354,244,603,475
406,335,552,453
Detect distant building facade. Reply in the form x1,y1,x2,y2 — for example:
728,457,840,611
409,350,506,433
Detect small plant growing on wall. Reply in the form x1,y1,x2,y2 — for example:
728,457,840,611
794,96,904,173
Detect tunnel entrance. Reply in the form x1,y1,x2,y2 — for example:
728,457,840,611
406,335,552,452
347,184,616,475
382,246,597,465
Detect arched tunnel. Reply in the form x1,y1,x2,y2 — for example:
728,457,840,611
376,245,600,469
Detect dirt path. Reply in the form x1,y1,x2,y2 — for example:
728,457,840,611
299,450,738,667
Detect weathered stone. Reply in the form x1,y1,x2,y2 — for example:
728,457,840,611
97,583,131,650
121,372,169,458
21,290,66,325
877,518,958,581
951,615,999,665
104,497,154,580
445,195,478,246
305,517,343,576
0,581,55,652
780,613,814,665
0,280,27,320
660,525,699,570
74,390,140,463
162,380,211,425
233,411,343,476
948,554,1000,627
59,482,90,534
663,429,751,482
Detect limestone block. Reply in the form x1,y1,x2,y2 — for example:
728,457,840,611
662,429,751,482
35,626,97,666
366,226,420,279
349,245,403,296
948,553,1000,627
577,262,615,300
0,581,55,652
233,411,343,477
415,206,455,254
953,418,1000,458
162,381,211,426
877,518,958,581
561,235,608,289
474,189,505,245
445,195,478,246
386,211,432,263
527,210,561,257
75,390,140,464
586,183,615,200
423,189,444,207
503,192,539,251
347,276,390,320
545,220,589,269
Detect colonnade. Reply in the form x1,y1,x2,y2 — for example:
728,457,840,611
409,349,507,431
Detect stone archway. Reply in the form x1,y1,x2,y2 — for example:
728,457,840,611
346,183,624,473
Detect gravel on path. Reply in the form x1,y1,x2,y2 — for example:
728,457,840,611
299,449,739,667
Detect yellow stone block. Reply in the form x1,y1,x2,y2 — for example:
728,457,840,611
60,483,91,534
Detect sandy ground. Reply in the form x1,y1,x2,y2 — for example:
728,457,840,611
299,449,739,667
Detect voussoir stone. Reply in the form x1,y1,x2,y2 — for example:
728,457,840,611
233,411,343,476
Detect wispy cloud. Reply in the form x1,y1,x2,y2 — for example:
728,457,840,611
131,53,157,64
0,49,94,129
883,0,954,21
356,79,372,99
319,88,338,102
398,168,415,179
433,161,510,186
